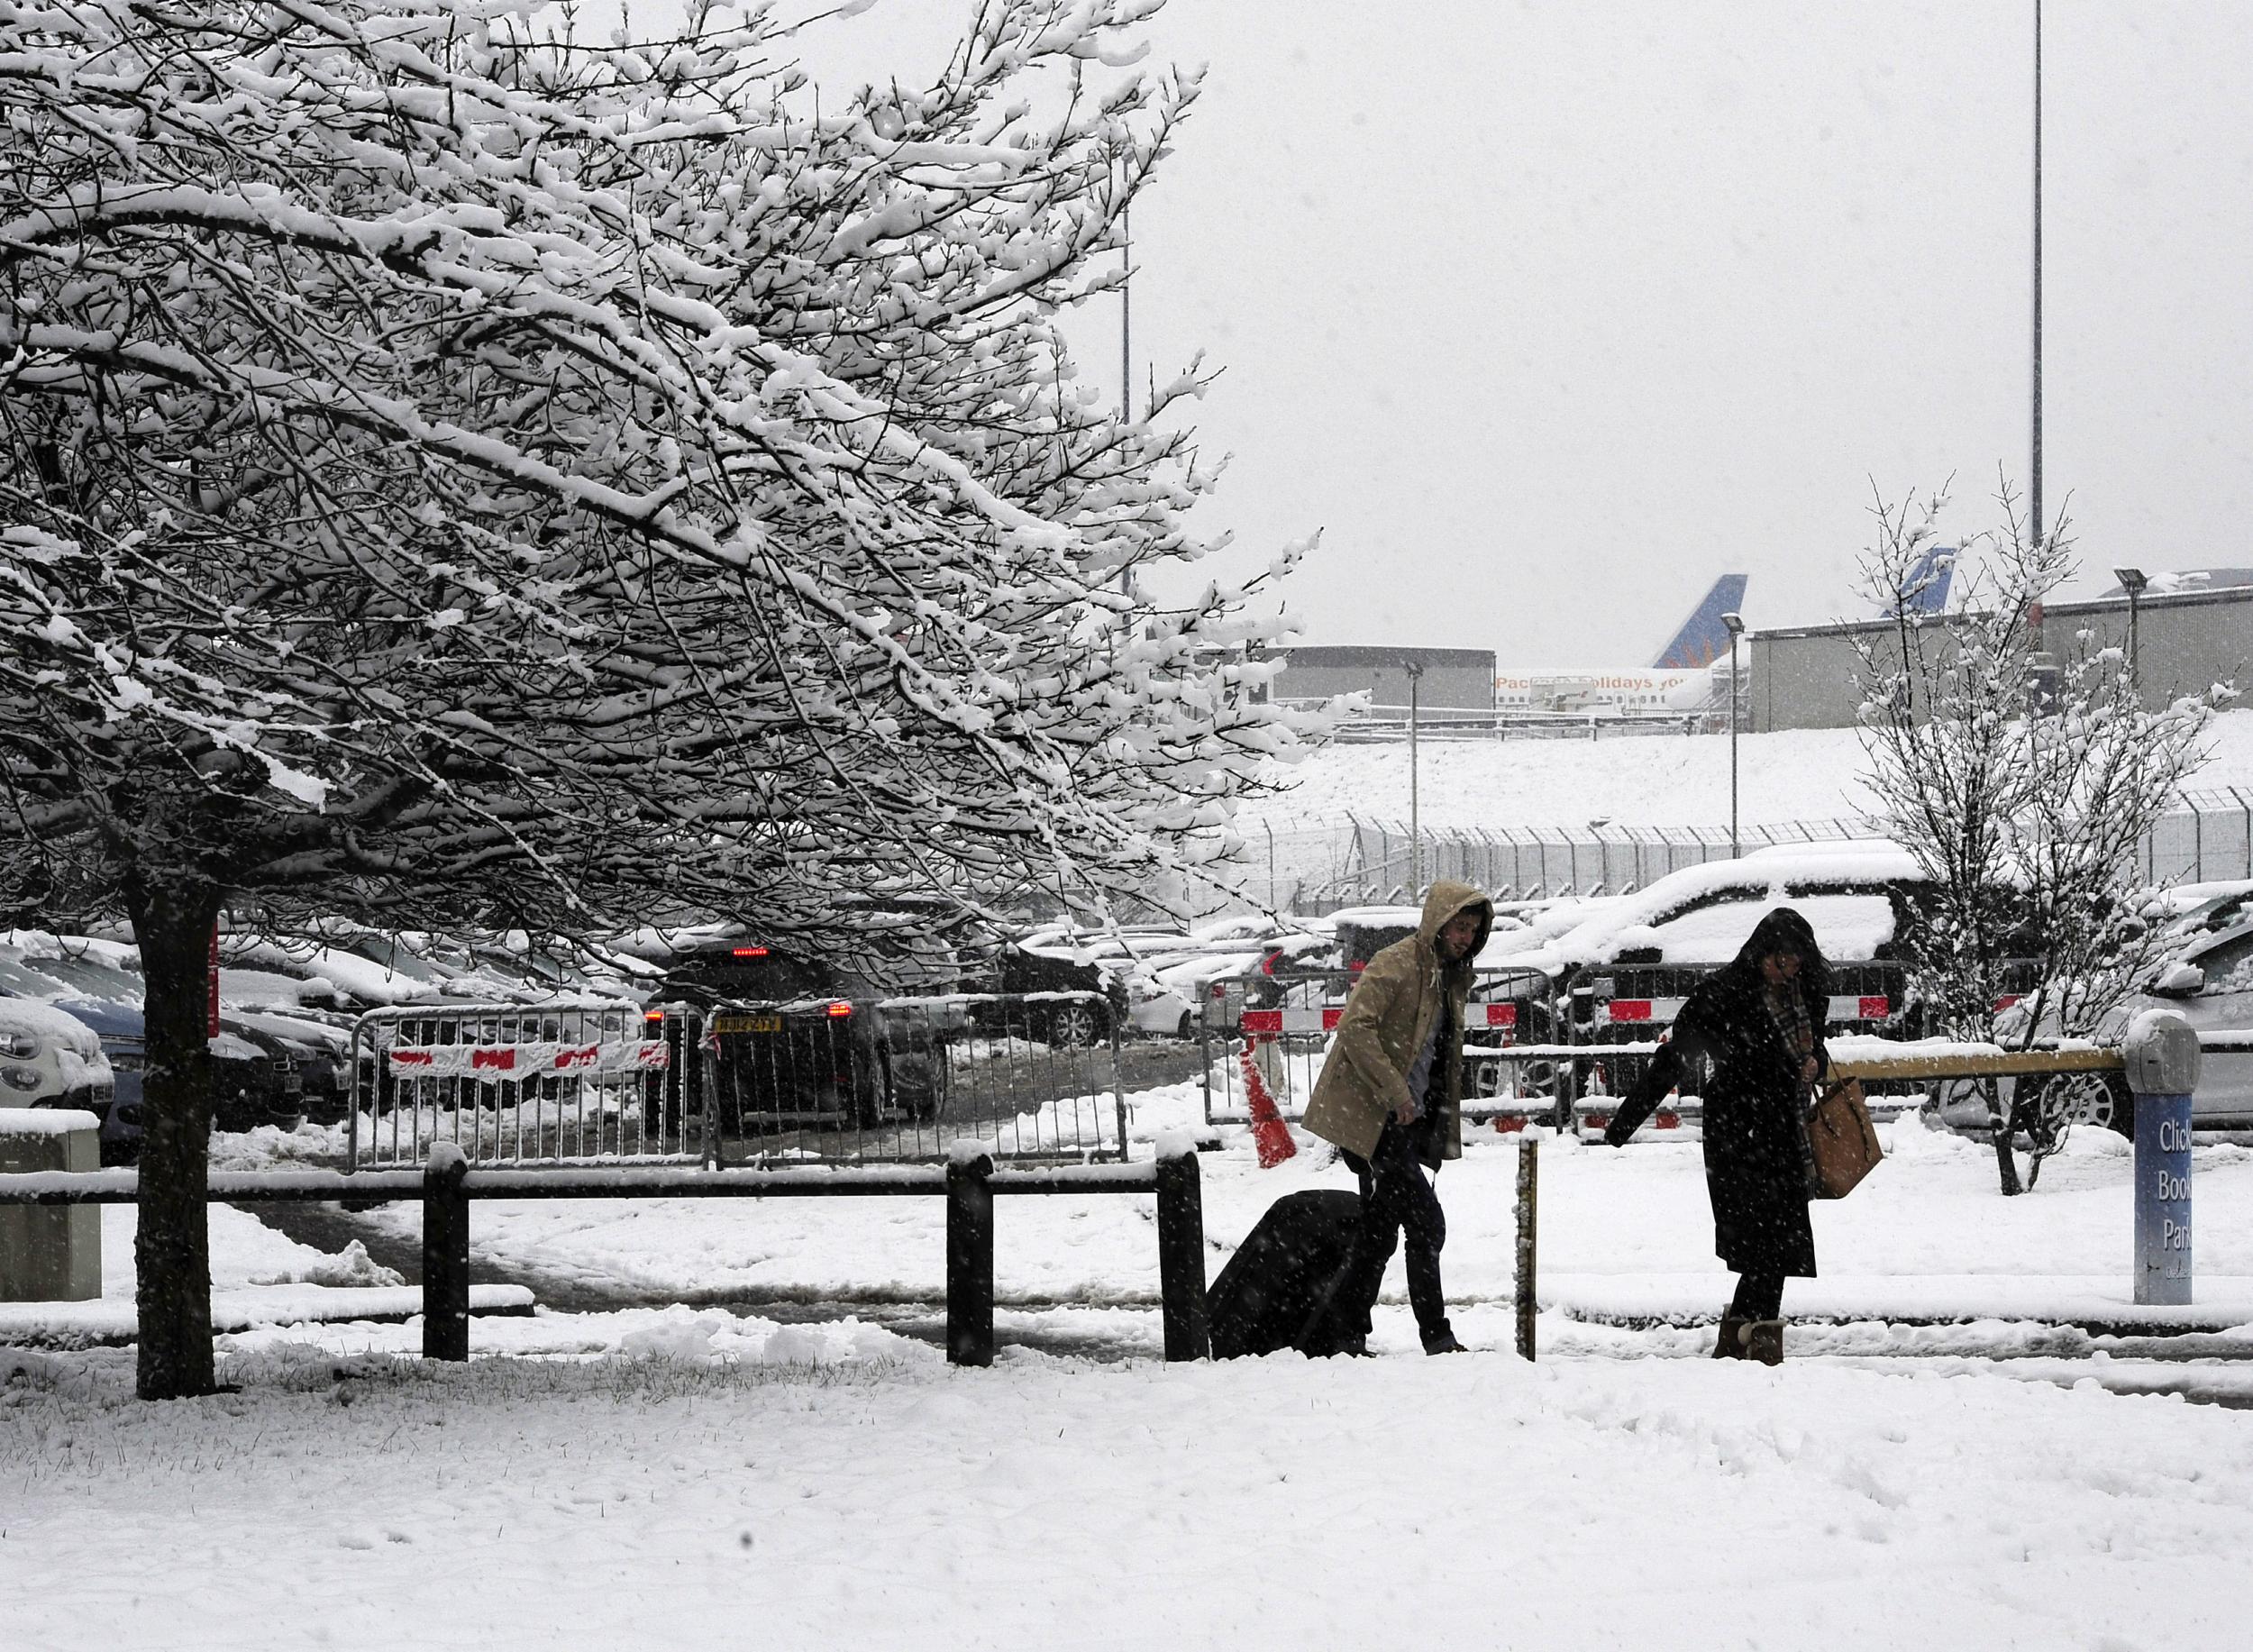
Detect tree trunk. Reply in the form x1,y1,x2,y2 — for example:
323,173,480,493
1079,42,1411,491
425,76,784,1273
125,871,223,1400
1984,1075,2023,1197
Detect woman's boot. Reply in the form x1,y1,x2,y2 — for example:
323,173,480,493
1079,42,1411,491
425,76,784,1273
1712,1316,1750,1358
1743,1320,1784,1366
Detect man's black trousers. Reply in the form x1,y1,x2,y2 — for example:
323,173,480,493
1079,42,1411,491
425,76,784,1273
1338,1118,1452,1348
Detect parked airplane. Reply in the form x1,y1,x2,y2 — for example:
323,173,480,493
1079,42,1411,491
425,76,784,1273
1885,545,1957,616
1494,575,1747,716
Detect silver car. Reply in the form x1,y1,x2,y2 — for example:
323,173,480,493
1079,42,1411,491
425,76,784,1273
1996,917,2253,1134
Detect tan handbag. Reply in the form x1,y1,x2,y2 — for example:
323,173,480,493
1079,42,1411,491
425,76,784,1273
1807,1078,1884,1200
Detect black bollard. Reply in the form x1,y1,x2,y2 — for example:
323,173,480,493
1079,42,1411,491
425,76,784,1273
1155,1148,1210,1361
1513,1136,1538,1361
946,1151,994,1366
422,1143,470,1362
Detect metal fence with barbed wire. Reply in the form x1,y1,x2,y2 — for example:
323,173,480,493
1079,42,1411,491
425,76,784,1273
1236,789,2253,912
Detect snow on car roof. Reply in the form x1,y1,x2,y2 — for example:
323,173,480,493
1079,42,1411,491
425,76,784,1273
1485,841,1920,971
1625,892,1898,965
1326,906,1425,927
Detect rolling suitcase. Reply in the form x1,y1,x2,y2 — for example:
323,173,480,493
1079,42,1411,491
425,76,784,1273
1208,1189,1380,1358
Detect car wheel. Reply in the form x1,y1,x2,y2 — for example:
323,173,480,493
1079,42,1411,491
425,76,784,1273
1047,1001,1102,1047
2030,1072,2134,1139
908,1056,953,1124
1466,1054,1509,1100
853,1063,886,1129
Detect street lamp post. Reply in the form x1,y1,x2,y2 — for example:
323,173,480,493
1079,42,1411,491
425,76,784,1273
1405,659,1426,895
2114,566,2148,701
1721,612,1746,859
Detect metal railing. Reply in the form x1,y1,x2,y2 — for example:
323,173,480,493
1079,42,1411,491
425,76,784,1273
0,1144,1216,1368
349,992,1129,1171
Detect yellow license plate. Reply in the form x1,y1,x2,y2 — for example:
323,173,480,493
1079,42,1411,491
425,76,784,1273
714,1013,783,1034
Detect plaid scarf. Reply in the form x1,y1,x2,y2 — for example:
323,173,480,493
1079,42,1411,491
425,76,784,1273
1764,979,1814,1068
1765,979,1821,1196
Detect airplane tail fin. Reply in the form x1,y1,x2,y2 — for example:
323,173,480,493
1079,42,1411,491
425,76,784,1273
1888,546,1957,616
1652,574,1749,669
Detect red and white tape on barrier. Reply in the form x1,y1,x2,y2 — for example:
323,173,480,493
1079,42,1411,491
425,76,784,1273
388,1041,671,1078
1237,1003,1520,1037
1600,995,1890,1026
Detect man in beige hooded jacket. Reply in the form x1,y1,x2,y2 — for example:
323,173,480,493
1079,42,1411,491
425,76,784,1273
1303,879,1493,1355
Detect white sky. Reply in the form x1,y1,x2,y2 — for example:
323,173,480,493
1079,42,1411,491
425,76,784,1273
613,1,2253,664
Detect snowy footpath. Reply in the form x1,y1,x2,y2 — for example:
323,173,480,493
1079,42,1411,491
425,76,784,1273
9,1091,2253,1648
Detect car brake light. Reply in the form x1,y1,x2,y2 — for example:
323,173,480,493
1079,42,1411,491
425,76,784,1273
1261,951,1279,976
731,946,770,958
826,1001,853,1018
643,1010,665,1024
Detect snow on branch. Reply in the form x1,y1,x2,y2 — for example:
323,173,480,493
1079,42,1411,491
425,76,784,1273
0,0,1329,947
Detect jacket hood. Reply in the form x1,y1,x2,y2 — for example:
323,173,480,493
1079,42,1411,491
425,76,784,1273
1418,879,1494,963
1724,905,1833,1004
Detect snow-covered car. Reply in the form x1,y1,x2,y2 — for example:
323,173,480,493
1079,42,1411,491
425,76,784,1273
1981,917,2253,1136
0,997,114,1123
1480,840,1937,1039
226,1009,355,1124
1124,970,1197,1039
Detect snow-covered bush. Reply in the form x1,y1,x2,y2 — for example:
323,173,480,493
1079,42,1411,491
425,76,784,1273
1852,481,2223,1190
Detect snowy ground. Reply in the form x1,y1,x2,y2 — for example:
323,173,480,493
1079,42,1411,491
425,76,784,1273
13,717,2253,1647
12,1088,2253,1648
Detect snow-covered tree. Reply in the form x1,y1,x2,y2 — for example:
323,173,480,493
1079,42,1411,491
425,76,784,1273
1853,482,2216,1192
0,0,1319,1397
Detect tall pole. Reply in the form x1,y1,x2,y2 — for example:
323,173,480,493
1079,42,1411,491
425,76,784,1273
1721,612,1745,860
1408,662,1424,895
1729,635,1740,859
2030,0,2045,547
2129,588,2141,690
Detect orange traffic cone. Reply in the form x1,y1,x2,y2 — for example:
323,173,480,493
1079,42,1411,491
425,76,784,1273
1239,1038,1297,1167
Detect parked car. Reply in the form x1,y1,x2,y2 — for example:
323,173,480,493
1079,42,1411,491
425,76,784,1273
658,941,953,1129
974,941,1124,1045
1984,916,2253,1136
55,999,307,1162
226,1008,354,1124
0,997,115,1147
1479,840,1967,1041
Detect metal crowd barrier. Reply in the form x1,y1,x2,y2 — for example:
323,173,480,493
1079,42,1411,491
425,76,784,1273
1195,958,2051,1132
349,1001,680,1171
349,991,1128,1171
1198,965,1562,1127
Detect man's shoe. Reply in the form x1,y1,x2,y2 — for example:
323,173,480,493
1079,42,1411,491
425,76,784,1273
1422,1331,1468,1355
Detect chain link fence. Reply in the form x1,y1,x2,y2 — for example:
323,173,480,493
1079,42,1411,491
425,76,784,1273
1246,789,2253,910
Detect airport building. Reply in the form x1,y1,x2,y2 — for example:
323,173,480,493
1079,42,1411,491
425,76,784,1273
1747,583,2252,731
1268,645,1497,716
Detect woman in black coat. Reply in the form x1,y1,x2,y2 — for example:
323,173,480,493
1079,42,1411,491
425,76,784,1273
1602,908,1831,1364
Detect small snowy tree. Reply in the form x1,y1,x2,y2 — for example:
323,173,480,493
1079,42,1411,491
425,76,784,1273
0,0,1319,1397
1854,482,2216,1192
